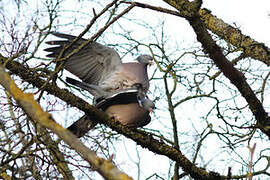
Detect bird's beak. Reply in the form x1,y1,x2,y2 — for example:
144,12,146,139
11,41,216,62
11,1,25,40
149,61,154,66
149,108,153,113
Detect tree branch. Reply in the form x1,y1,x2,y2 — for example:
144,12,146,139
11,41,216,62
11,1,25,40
124,1,270,66
199,8,270,66
0,65,132,180
163,0,270,139
0,54,224,179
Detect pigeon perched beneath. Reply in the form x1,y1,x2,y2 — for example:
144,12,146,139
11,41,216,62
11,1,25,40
44,32,153,95
94,82,155,127
66,77,154,128
96,91,154,128
66,84,155,137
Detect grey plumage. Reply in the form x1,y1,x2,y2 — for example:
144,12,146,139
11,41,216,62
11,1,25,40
66,77,107,98
45,32,153,93
94,82,155,128
45,32,155,133
139,98,155,113
68,94,154,137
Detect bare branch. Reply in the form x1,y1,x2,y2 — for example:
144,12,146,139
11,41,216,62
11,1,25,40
163,0,270,138
0,53,224,180
124,1,270,66
0,66,132,180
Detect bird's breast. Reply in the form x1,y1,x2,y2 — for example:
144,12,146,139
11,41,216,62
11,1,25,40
105,103,148,127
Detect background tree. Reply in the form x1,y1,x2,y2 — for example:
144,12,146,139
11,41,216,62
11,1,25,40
0,0,269,179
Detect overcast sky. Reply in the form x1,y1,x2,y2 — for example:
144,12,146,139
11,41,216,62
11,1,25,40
147,0,270,46
203,0,270,46
115,1,270,179
1,0,269,179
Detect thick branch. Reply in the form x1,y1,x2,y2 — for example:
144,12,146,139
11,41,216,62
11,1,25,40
199,8,270,66
39,125,75,179
0,172,11,180
125,1,270,66
0,66,132,180
163,0,270,137
0,55,224,179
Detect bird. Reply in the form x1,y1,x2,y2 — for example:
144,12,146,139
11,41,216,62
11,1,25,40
96,91,154,128
133,83,149,108
44,32,155,136
67,92,154,137
94,81,155,127
44,32,153,96
66,77,155,128
66,82,155,137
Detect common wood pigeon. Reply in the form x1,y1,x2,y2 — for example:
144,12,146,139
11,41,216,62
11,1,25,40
66,83,155,137
44,32,155,136
44,32,153,96
96,88,154,127
66,77,154,127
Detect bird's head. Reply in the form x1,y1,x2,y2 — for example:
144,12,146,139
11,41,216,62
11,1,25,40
139,98,155,113
136,54,154,66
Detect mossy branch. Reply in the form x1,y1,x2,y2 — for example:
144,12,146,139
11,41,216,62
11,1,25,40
0,66,132,180
124,1,270,66
164,0,270,138
0,53,224,179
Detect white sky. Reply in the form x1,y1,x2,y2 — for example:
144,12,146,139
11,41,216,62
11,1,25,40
146,0,270,46
114,1,270,179
1,0,269,179
52,1,270,179
203,0,270,46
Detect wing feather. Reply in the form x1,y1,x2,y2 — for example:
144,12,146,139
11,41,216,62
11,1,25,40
45,32,122,85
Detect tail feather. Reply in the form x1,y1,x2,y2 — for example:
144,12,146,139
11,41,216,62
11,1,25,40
66,77,80,86
66,77,105,97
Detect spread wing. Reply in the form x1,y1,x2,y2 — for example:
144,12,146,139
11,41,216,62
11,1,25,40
44,32,122,85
